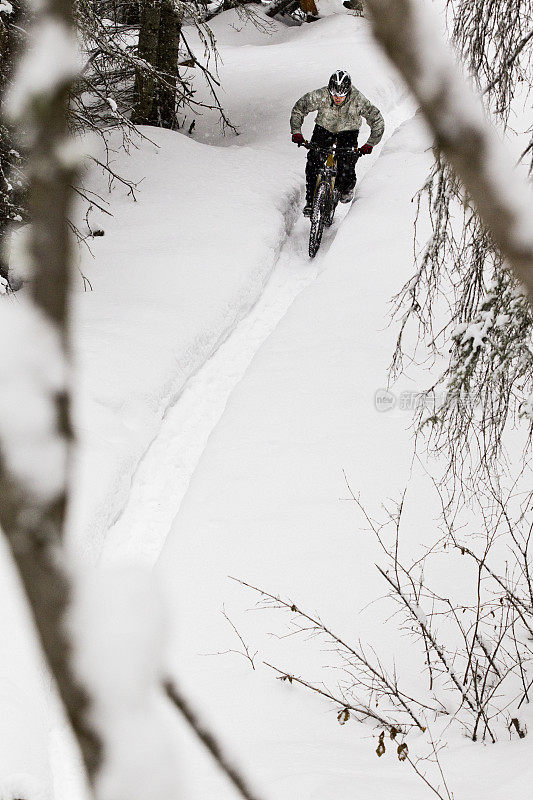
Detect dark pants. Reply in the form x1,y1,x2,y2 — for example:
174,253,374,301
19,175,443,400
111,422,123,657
305,124,359,204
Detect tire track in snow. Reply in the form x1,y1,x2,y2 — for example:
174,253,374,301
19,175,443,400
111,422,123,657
100,206,346,567
100,103,412,568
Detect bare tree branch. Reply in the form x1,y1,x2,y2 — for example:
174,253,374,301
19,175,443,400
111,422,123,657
164,679,266,800
364,0,533,298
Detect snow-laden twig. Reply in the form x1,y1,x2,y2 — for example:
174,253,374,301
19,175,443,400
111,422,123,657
483,28,533,96
231,576,427,731
263,662,406,732
364,0,533,298
376,567,479,716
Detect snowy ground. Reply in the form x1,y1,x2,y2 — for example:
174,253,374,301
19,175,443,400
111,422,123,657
68,3,409,561
152,107,533,798
68,127,302,558
2,4,532,800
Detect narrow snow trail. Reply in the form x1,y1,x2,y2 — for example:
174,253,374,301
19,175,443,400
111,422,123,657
152,115,443,800
101,88,411,567
101,206,348,566
86,8,412,565
100,18,413,566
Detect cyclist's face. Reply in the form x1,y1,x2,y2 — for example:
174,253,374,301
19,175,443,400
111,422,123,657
332,93,347,105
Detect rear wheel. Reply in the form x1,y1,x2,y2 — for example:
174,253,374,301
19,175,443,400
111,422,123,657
308,181,330,258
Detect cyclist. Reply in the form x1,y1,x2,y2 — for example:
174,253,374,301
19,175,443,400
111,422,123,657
290,70,384,216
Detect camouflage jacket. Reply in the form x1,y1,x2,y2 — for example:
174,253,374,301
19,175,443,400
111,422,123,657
290,86,384,146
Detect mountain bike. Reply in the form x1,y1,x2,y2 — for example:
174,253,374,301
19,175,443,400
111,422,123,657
299,140,363,258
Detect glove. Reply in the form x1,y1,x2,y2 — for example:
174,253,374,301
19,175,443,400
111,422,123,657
292,133,305,145
360,143,373,155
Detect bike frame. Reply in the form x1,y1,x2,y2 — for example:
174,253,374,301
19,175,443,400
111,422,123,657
303,140,361,204
297,139,364,258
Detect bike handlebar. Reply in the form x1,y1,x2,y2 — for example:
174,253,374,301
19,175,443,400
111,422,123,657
297,140,364,156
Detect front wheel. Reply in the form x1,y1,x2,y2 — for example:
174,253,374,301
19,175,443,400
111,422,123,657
308,181,330,258
325,188,338,228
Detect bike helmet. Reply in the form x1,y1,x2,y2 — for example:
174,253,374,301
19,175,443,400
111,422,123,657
328,70,351,98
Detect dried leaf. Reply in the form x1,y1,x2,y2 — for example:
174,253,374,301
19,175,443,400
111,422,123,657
376,731,386,757
337,708,350,725
397,743,409,762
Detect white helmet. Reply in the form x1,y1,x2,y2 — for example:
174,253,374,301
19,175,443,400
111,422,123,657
328,70,352,97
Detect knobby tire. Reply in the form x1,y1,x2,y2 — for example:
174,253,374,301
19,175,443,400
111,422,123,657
309,181,330,258
325,190,338,228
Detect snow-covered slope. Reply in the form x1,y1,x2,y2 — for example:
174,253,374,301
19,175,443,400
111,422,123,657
1,7,412,796
4,3,531,799
68,128,302,558
67,4,408,561
154,113,533,800
0,539,55,800
152,113,438,799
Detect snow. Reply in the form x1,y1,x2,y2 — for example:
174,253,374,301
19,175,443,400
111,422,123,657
460,315,491,352
0,299,67,502
153,111,449,799
66,8,407,562
370,0,533,269
408,602,428,628
67,127,303,560
100,224,330,566
0,538,54,800
2,4,533,800
5,19,79,120
152,103,532,797
70,567,180,800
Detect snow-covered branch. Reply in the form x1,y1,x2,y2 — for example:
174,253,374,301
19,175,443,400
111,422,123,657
0,0,102,784
364,0,533,298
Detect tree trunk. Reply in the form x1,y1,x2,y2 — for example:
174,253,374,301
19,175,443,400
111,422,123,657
132,0,161,124
120,0,141,24
0,0,23,285
132,0,179,128
0,0,102,785
155,0,180,129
